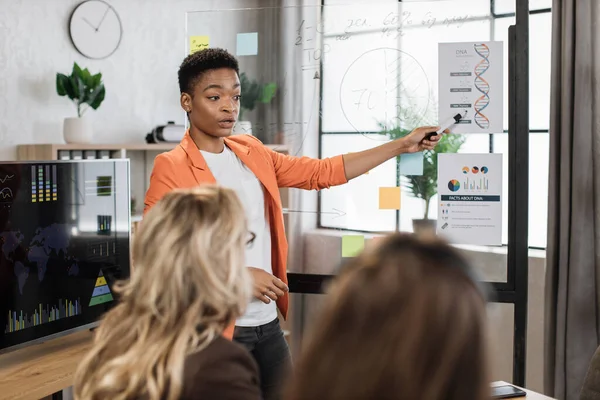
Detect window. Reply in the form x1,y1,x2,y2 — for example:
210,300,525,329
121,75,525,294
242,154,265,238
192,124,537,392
319,1,551,249
491,9,552,248
492,0,551,15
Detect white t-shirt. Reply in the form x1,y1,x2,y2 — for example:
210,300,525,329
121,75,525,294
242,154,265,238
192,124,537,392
200,145,277,327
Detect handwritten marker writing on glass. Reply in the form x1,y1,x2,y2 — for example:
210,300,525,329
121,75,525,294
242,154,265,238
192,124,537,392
427,109,468,140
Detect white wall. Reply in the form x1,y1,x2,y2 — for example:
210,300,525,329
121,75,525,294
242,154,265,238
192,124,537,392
0,0,267,162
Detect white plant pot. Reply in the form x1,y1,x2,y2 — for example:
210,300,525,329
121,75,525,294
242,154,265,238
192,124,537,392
233,121,253,135
63,117,93,144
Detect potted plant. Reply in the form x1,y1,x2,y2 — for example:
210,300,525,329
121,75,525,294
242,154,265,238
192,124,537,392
235,72,276,135
56,62,105,144
379,122,465,236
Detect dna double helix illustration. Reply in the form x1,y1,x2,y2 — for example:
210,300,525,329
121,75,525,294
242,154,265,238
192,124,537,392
473,43,490,129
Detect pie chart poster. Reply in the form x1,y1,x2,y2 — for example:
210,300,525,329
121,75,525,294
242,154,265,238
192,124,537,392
437,153,502,246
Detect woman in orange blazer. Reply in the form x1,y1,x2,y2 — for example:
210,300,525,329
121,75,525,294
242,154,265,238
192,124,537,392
144,48,446,400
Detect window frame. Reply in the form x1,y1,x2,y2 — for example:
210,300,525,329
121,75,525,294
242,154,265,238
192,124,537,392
317,0,551,250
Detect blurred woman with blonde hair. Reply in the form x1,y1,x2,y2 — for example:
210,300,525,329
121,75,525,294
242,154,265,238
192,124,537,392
73,185,261,400
287,233,491,400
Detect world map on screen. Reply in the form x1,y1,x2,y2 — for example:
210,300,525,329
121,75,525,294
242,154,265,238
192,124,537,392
0,223,79,295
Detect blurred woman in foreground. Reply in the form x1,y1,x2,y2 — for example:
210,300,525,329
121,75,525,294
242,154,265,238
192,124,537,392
74,185,260,400
287,233,490,400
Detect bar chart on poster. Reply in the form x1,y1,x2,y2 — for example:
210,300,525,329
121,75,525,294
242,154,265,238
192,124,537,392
437,153,503,245
186,0,505,245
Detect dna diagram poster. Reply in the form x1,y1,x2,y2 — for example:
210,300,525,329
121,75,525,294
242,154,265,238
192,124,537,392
438,41,504,134
437,153,503,246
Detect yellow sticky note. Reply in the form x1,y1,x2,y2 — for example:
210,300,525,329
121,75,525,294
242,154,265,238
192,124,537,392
342,235,365,257
379,187,401,209
190,36,210,54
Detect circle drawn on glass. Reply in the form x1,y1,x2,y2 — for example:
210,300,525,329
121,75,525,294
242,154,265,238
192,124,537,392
340,48,430,141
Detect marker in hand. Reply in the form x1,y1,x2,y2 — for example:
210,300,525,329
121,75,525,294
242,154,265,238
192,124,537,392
427,109,468,140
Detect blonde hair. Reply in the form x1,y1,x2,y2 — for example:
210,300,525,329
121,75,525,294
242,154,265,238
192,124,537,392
74,185,252,400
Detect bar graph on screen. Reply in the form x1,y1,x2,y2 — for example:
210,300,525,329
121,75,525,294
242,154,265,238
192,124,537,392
37,165,43,202
45,165,50,201
30,165,59,203
52,164,57,201
5,298,82,333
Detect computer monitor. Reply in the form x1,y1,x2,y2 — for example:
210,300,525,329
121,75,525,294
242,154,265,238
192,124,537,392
0,160,131,353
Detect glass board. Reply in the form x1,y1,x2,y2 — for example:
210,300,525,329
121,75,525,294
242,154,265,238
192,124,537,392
186,0,532,285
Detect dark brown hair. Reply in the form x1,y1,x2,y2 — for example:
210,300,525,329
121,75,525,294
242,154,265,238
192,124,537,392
286,233,490,400
178,48,239,94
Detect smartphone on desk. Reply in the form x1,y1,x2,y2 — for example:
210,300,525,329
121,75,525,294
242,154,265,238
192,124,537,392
492,384,527,398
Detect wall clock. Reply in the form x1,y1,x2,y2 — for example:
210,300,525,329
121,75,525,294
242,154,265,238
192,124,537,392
69,0,122,59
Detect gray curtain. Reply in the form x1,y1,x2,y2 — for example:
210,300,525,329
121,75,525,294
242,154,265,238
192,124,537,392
255,0,283,145
544,1,600,399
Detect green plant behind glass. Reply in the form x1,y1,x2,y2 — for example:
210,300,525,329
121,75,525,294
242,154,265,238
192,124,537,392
379,123,465,219
239,72,276,121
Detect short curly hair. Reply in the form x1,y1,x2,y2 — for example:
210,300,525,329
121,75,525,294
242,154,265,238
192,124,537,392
178,48,240,94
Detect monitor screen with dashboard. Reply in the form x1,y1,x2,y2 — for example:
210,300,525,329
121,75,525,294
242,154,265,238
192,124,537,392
0,160,130,353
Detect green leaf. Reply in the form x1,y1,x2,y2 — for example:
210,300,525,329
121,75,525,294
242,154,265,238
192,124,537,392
239,72,266,113
56,73,69,96
72,62,83,78
63,76,77,101
88,85,105,109
80,68,92,87
74,75,85,102
260,83,277,103
91,73,102,88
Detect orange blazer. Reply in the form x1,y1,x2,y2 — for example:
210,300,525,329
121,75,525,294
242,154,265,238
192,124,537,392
143,131,348,338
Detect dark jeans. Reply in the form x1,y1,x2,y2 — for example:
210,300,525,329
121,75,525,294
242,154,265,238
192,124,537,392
234,318,292,400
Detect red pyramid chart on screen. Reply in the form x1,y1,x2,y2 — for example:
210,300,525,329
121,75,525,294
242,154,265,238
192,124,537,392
89,270,113,306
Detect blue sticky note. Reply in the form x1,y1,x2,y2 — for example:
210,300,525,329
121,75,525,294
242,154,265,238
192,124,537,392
236,32,258,56
399,153,423,176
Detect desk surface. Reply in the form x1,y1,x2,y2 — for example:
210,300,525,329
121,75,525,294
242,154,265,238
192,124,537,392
0,332,554,400
0,329,94,400
493,381,556,400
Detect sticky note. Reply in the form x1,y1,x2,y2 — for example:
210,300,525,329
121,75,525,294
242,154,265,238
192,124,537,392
379,187,401,210
236,32,258,56
342,235,365,257
399,152,424,175
190,36,209,54
261,83,277,103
